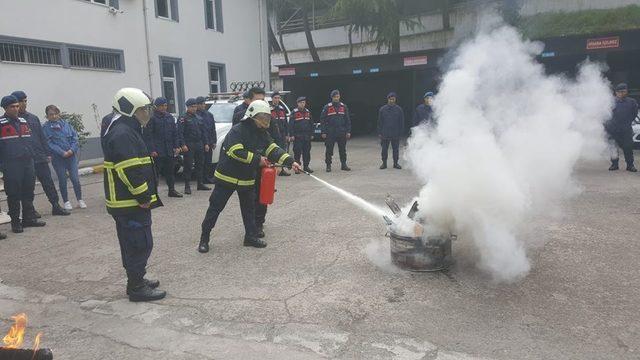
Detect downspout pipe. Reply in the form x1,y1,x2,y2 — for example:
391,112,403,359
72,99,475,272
142,0,154,96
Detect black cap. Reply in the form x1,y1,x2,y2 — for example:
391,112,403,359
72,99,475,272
1,95,19,108
185,98,198,106
615,83,628,91
10,91,27,101
196,96,206,104
297,96,307,103
272,91,281,97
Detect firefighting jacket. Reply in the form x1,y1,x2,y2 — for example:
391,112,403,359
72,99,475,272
177,112,208,147
320,102,351,136
0,115,34,162
288,108,313,139
101,115,163,215
214,119,293,189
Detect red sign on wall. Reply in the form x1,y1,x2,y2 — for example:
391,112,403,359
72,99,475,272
279,67,296,76
403,55,428,67
586,37,620,50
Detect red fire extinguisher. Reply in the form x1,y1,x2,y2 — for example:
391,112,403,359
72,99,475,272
259,164,277,205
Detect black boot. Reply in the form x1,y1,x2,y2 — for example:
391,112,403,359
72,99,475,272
52,203,71,216
627,165,638,172
33,210,42,219
184,183,192,195
609,160,619,171
341,164,351,171
11,221,23,234
0,232,7,240
198,234,210,253
380,163,387,170
168,189,183,198
256,225,265,238
127,278,166,302
203,177,215,184
22,219,46,228
243,234,267,248
393,163,402,170
126,279,160,295
197,183,211,191
303,167,314,174
326,164,332,172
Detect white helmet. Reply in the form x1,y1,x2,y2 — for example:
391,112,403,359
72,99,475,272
113,88,152,117
242,100,271,121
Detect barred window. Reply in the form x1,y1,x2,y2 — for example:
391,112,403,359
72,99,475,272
69,48,122,71
0,42,62,65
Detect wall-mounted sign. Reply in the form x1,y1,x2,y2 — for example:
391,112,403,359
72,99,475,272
310,72,319,77
541,51,556,58
403,55,428,67
369,68,380,73
279,67,296,77
352,69,363,75
586,36,620,50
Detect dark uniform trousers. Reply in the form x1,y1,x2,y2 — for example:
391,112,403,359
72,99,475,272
183,143,204,185
293,139,311,168
155,156,176,191
204,148,215,180
201,184,258,238
381,138,400,164
113,210,153,281
325,135,347,165
4,159,37,221
34,161,59,205
609,129,634,165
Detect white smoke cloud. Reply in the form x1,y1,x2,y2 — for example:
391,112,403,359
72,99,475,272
406,19,613,282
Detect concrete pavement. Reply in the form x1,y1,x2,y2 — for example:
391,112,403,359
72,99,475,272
0,137,638,359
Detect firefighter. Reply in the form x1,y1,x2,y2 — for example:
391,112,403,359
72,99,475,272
378,92,405,169
605,83,638,172
11,91,71,216
413,91,434,127
101,88,166,302
151,97,182,197
196,96,217,183
320,90,351,172
271,91,290,177
0,95,46,234
197,100,302,253
177,98,210,194
288,96,314,173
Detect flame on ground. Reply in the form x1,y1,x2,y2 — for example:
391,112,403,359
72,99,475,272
1,313,43,352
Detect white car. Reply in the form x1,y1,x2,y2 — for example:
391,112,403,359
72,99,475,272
633,114,640,149
207,96,291,164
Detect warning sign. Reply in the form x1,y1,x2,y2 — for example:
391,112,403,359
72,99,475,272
586,37,620,50
403,55,428,67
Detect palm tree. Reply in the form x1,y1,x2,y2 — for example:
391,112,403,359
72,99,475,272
268,0,321,62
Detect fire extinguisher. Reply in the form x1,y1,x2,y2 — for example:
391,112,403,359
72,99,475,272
259,163,277,205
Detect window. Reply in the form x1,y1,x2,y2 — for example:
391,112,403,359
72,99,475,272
82,0,119,7
205,0,223,31
69,48,123,71
160,57,185,114
156,0,179,21
208,63,226,94
85,0,107,4
0,42,62,65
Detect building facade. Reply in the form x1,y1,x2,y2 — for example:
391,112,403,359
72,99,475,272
1,0,269,160
269,0,640,135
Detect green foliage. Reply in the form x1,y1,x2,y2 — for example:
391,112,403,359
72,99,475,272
60,112,90,147
518,5,640,39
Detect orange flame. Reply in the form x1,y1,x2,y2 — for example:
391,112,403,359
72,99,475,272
1,313,43,354
2,313,27,349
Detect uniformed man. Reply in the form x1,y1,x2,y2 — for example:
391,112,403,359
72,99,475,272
0,95,46,234
151,97,182,197
412,92,434,127
232,91,252,126
270,91,290,177
177,98,210,194
197,100,302,253
320,90,351,172
605,83,638,172
101,88,165,302
11,91,70,216
378,92,405,170
196,96,217,183
288,96,314,174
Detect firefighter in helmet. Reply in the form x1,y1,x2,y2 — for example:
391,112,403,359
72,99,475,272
198,100,302,253
101,88,166,302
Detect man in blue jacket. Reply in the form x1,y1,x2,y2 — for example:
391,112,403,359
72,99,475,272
0,95,46,233
196,96,217,183
378,92,405,169
605,83,638,172
177,98,210,194
151,98,182,197
320,90,351,172
412,91,434,127
11,91,70,216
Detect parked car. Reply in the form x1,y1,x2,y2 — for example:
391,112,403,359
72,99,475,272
632,114,640,149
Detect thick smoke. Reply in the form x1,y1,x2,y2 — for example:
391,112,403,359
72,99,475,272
406,20,613,282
